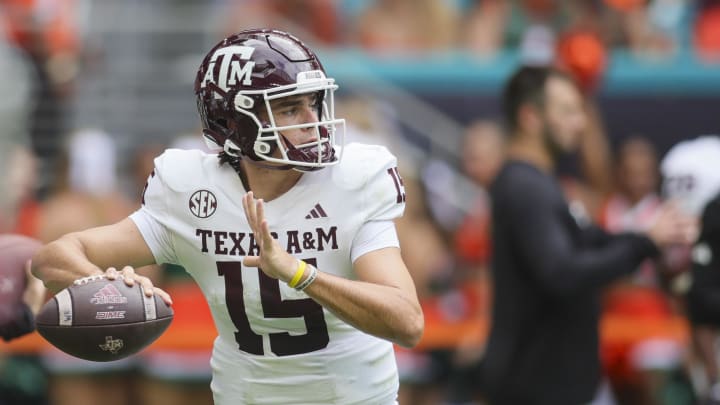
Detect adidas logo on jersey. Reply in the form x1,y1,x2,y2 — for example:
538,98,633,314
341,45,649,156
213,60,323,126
305,203,328,219
90,284,128,305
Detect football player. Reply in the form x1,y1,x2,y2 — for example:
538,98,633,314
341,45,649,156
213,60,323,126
32,29,423,405
661,134,720,404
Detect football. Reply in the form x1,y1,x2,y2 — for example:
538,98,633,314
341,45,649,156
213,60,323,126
36,275,173,362
0,234,42,326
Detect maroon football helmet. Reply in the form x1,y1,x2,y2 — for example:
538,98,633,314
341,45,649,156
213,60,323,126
195,29,345,171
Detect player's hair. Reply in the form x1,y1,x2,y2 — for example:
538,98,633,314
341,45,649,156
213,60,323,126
502,65,576,133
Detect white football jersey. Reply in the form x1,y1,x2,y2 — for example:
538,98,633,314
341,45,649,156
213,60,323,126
661,135,720,216
130,143,406,405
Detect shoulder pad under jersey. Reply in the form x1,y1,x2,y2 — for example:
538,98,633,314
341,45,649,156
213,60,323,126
152,149,218,193
331,143,398,191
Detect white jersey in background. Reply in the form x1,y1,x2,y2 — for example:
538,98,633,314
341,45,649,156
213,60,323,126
130,143,406,405
661,135,720,216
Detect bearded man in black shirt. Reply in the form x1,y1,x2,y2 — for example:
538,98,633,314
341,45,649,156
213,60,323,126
481,66,697,405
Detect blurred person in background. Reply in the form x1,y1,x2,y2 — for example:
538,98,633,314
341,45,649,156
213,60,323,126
602,0,690,58
0,0,82,175
452,119,506,359
352,0,458,54
222,0,340,46
693,0,720,62
0,145,40,236
598,137,694,405
38,128,135,242
0,26,40,236
32,29,423,405
459,120,507,195
481,65,697,405
661,135,720,405
461,0,510,57
37,128,151,405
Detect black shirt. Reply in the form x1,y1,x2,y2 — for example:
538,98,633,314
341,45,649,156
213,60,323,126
687,192,720,325
482,161,658,405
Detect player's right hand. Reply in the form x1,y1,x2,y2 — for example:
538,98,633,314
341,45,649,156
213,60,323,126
105,266,173,306
241,192,298,283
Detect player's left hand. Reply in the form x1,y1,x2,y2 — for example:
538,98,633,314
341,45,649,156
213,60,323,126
242,192,298,282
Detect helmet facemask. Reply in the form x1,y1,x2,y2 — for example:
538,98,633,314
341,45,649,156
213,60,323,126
243,70,345,171
202,71,345,172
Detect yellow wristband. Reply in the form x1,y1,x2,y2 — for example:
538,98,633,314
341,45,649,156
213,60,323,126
288,260,307,288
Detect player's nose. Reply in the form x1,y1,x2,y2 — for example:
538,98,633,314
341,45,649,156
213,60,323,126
299,107,319,139
300,105,318,124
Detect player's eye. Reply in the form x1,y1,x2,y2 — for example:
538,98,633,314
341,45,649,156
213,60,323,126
280,107,298,117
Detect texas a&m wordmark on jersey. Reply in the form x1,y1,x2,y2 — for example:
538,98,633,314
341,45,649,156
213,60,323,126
130,143,405,404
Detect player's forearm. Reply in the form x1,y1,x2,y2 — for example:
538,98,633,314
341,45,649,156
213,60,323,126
303,271,424,348
31,234,104,293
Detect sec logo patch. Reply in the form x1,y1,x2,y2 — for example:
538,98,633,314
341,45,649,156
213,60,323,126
189,190,217,218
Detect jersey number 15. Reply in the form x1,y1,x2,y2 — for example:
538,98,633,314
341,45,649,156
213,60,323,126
216,259,329,356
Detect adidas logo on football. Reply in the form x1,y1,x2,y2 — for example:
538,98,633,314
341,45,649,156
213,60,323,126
305,203,328,219
90,284,128,305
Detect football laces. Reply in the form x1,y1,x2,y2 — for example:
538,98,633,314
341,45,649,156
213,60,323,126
72,274,119,285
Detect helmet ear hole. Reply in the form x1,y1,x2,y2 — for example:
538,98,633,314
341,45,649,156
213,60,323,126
234,94,254,110
254,141,272,155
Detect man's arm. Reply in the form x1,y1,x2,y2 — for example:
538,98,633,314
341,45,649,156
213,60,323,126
500,173,693,297
303,246,424,348
31,218,158,293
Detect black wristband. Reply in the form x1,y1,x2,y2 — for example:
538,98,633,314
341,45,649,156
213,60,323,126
0,303,36,342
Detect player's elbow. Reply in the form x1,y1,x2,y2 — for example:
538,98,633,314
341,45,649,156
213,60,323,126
395,309,424,348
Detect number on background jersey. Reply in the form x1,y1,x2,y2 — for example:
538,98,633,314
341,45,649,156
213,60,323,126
216,259,329,356
663,175,696,197
387,166,406,204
